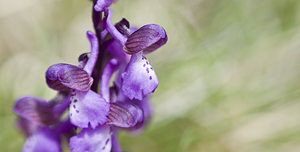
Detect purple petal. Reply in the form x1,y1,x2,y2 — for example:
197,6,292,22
46,63,93,92
115,93,152,131
54,119,76,135
94,0,113,12
69,90,110,129
23,127,61,152
107,40,131,63
14,96,58,126
129,96,152,132
101,58,120,102
104,9,127,46
16,117,38,136
125,24,167,54
121,51,159,100
106,102,143,128
69,126,112,152
83,31,99,76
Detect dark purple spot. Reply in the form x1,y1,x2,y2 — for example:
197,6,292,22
146,61,149,65
102,146,106,150
149,76,152,80
73,104,76,109
74,99,77,103
70,113,72,117
151,67,153,70
105,138,110,145
76,110,79,113
143,64,146,67
146,68,149,73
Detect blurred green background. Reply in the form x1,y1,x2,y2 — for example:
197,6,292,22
1,0,300,151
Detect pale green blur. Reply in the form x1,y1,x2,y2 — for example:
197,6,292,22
0,0,300,151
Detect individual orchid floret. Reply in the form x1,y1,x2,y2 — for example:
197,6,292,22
104,8,167,100
68,31,110,129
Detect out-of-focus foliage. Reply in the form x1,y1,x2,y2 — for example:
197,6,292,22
1,0,300,151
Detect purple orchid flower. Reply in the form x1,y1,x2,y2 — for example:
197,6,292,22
14,95,75,152
14,0,167,151
46,31,110,129
104,9,168,100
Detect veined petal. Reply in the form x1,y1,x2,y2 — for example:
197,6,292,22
94,0,113,12
107,102,143,128
70,90,110,129
125,24,167,54
46,63,93,92
69,125,112,152
121,51,159,100
23,127,61,152
14,96,58,126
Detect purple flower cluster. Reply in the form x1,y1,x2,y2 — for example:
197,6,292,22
13,0,167,152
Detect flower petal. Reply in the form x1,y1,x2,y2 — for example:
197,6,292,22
106,101,143,128
94,0,113,12
69,90,110,129
14,96,58,126
16,117,38,136
107,40,131,63
83,31,99,76
23,127,61,152
69,126,112,152
121,51,159,100
125,24,167,54
101,58,120,102
129,96,152,132
46,63,93,92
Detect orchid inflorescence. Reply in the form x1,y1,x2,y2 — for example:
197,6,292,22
13,0,167,151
